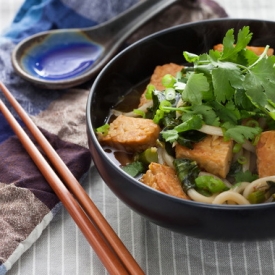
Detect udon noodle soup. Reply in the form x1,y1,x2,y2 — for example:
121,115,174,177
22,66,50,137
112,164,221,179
96,26,275,205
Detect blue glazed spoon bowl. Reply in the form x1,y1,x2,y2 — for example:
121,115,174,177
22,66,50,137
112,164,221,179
11,0,178,89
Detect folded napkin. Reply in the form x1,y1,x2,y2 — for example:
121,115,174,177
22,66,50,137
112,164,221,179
0,0,227,274
0,121,91,272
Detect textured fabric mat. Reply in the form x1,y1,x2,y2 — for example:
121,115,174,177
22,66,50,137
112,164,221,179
6,0,275,275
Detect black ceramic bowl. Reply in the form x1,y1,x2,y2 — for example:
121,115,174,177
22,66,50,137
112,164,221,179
86,18,275,241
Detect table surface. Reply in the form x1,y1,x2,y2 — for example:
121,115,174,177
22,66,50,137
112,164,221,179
1,1,275,275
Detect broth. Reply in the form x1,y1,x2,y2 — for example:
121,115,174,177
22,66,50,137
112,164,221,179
103,78,149,167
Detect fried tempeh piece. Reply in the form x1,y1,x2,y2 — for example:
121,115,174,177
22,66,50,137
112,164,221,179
140,162,189,199
175,135,233,178
213,44,274,56
256,131,275,177
139,63,184,107
98,115,160,153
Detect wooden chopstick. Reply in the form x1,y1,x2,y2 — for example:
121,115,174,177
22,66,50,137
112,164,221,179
0,99,128,275
0,82,145,275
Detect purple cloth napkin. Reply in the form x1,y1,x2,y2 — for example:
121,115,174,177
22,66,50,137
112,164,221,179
0,121,91,266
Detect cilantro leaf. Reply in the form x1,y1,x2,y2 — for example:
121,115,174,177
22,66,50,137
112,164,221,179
234,89,256,111
242,47,260,66
210,100,240,124
212,68,234,103
235,26,253,51
234,170,258,183
243,73,272,115
193,53,215,77
175,114,203,133
208,58,243,103
183,51,199,63
182,73,209,105
221,26,252,61
249,56,275,102
223,125,262,143
161,129,178,143
192,105,219,126
221,28,235,59
168,26,275,147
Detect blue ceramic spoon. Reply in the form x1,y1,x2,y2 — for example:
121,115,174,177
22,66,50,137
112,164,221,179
11,0,178,89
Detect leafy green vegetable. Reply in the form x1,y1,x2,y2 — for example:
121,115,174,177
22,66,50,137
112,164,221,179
177,26,275,143
121,161,145,177
148,89,181,124
223,124,262,144
224,160,258,184
173,158,200,192
192,105,220,126
221,26,252,61
150,26,275,146
161,114,203,143
177,130,206,149
234,170,258,183
175,114,203,132
227,161,242,183
181,73,209,105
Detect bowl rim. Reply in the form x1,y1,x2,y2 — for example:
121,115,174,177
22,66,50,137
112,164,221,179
86,17,275,211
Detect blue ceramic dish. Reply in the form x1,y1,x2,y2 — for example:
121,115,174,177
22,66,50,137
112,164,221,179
20,32,103,81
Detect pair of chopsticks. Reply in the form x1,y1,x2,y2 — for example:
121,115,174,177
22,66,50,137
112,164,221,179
0,82,144,275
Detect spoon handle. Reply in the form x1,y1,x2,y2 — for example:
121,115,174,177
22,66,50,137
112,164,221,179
87,0,179,44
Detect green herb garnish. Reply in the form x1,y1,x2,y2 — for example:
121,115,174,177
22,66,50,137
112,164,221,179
195,175,229,194
121,161,145,177
158,26,275,145
96,124,110,136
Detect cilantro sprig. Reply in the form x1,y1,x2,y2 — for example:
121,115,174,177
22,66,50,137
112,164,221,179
157,26,274,144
